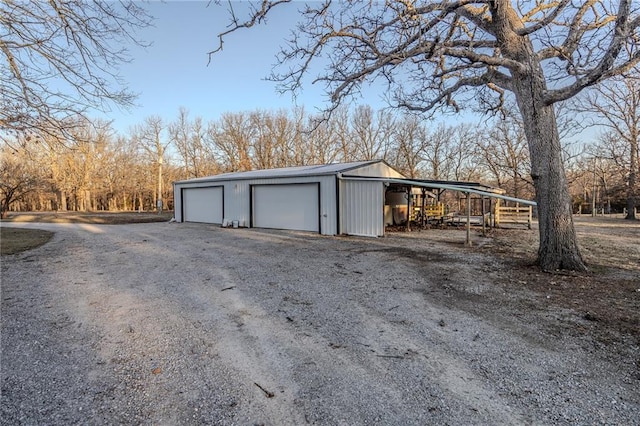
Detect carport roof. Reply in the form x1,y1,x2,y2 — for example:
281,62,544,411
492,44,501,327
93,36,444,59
174,160,386,184
399,179,506,194
342,175,536,206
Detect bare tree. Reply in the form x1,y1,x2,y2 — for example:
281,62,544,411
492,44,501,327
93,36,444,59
331,106,356,162
111,136,146,211
422,124,460,181
448,124,483,182
1,118,179,214
251,109,295,169
170,108,194,177
170,108,220,179
212,1,640,271
131,116,171,212
350,105,394,161
0,144,41,217
1,1,151,140
389,115,429,178
478,112,533,199
580,75,639,219
210,112,254,172
36,118,114,212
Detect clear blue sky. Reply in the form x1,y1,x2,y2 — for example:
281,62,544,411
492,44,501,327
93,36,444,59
98,1,386,134
97,1,597,146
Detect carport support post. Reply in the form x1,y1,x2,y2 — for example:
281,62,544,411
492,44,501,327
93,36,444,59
465,192,472,246
406,186,411,232
490,198,494,228
421,188,426,227
481,195,486,237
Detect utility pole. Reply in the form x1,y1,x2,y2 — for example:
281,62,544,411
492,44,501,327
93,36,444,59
157,155,163,213
592,157,597,217
466,192,472,246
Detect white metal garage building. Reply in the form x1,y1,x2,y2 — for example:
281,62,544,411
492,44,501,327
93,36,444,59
173,160,405,237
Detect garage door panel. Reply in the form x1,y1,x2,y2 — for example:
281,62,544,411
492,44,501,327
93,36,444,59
183,187,223,224
253,184,319,232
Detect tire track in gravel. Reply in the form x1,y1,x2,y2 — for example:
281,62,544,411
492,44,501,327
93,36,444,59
3,222,639,425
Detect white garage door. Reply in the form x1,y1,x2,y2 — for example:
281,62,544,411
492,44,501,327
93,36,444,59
183,186,223,224
253,183,320,232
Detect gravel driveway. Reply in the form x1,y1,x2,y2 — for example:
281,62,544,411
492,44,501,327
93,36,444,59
1,221,638,425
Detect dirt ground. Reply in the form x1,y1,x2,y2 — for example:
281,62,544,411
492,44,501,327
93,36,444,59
483,216,639,346
1,216,638,425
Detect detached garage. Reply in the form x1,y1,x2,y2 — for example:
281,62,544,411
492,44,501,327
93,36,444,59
174,160,536,239
173,160,405,237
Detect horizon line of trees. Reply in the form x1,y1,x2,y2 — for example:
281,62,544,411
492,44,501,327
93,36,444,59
2,104,636,218
4,0,638,271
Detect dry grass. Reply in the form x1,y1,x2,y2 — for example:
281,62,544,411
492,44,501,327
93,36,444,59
1,228,54,256
479,216,640,345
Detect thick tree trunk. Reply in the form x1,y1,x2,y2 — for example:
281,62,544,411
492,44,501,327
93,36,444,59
57,190,67,211
513,78,587,272
492,0,587,272
1,196,11,218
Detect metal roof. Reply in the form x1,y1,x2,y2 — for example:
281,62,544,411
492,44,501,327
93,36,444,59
173,160,385,184
173,160,534,206
340,175,537,206
407,179,505,194
392,178,536,206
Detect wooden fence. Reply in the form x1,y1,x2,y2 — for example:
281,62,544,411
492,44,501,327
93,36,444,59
495,205,532,229
424,202,445,219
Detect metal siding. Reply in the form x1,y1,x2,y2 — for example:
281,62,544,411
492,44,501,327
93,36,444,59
223,181,250,227
200,176,337,235
341,180,384,237
173,183,182,221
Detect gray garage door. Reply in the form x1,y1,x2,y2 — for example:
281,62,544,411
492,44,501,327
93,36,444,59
252,183,320,232
182,186,223,224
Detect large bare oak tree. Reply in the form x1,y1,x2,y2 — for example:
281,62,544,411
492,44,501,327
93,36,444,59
212,0,640,272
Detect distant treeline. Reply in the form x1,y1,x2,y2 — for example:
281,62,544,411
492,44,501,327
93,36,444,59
0,105,634,215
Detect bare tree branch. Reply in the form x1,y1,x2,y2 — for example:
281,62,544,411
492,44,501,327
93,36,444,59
517,0,571,36
544,0,640,104
1,1,151,140
208,0,292,62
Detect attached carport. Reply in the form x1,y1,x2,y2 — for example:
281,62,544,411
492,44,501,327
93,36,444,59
339,175,537,244
391,178,537,245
